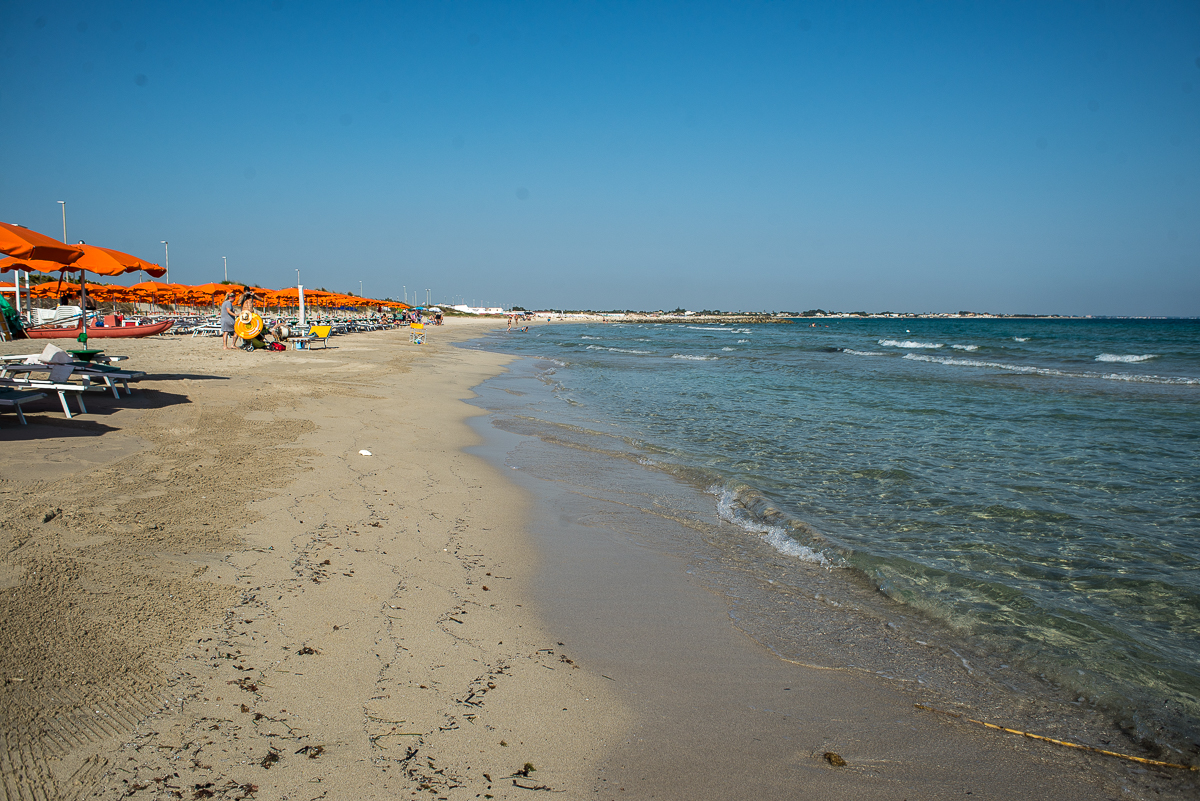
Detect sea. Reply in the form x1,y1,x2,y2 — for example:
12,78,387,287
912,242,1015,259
460,317,1199,762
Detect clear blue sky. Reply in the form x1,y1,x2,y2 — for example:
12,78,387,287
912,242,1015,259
1,1,1196,315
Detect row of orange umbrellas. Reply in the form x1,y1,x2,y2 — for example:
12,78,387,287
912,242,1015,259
0,222,406,311
16,278,407,309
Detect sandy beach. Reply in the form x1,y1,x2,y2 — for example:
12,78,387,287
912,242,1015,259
2,319,628,800
2,319,1194,800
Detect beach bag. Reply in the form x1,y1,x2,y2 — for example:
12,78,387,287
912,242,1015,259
269,342,285,351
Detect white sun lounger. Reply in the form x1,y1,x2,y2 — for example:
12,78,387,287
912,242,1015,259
0,374,91,418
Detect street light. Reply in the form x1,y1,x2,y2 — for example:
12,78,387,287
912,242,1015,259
223,256,227,282
160,240,169,283
57,201,66,242
359,280,363,297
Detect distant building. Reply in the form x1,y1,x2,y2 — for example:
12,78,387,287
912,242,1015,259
451,304,506,315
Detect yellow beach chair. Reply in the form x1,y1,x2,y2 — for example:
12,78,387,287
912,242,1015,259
409,322,426,344
294,325,331,350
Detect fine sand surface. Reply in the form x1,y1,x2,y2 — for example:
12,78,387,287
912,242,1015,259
2,319,627,800
2,319,1194,801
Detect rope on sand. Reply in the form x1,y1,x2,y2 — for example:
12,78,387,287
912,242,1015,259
914,703,1197,771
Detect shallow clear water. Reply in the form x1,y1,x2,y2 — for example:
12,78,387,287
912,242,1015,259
463,317,1200,752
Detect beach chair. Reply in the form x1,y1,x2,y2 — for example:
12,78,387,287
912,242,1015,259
71,362,145,398
294,325,331,350
0,388,47,425
409,322,426,344
0,375,90,419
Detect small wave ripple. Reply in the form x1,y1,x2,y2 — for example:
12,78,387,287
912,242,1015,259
672,354,718,361
712,487,830,566
880,339,943,349
904,353,1198,385
586,345,652,354
1096,354,1157,363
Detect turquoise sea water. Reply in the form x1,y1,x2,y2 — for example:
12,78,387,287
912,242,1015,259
464,318,1200,756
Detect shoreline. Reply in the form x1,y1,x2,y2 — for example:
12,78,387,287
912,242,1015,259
3,321,1195,799
1,319,629,799
463,344,1199,800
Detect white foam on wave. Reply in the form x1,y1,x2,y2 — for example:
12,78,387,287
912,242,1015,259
580,335,600,339
1013,337,1029,342
737,339,749,343
1096,354,1157,363
844,349,885,356
904,353,1198,385
687,325,734,331
951,344,980,351
672,354,718,361
721,347,735,351
712,488,830,566
879,339,943,349
586,345,652,354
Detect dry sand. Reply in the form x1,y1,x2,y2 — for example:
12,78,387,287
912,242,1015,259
2,319,1195,801
2,319,627,800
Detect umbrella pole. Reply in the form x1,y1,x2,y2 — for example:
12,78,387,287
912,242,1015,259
78,271,88,345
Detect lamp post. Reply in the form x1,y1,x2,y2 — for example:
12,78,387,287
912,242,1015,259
57,201,66,242
160,240,169,283
403,285,406,304
359,280,363,297
223,256,228,282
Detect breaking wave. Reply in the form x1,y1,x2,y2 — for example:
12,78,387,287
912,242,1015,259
712,487,831,566
904,353,1198,385
1096,354,1157,363
586,345,652,355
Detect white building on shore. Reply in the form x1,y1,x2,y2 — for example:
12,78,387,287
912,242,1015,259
450,304,506,315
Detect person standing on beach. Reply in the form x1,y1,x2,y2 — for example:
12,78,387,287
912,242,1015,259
220,291,237,349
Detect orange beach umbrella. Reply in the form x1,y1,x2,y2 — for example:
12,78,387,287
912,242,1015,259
0,222,83,264
0,246,164,279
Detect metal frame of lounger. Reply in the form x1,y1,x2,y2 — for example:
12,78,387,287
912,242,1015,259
72,363,145,397
0,388,47,425
0,362,143,399
294,326,331,349
0,376,89,418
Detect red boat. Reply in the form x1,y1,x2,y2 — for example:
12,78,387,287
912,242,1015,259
24,320,174,339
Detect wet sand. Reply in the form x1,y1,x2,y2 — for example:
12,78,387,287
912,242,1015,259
2,319,1195,800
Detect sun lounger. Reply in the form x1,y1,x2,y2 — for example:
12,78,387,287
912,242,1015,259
2,345,145,399
294,325,331,349
190,323,223,338
71,362,145,397
0,387,47,425
0,376,90,418
1,361,144,399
